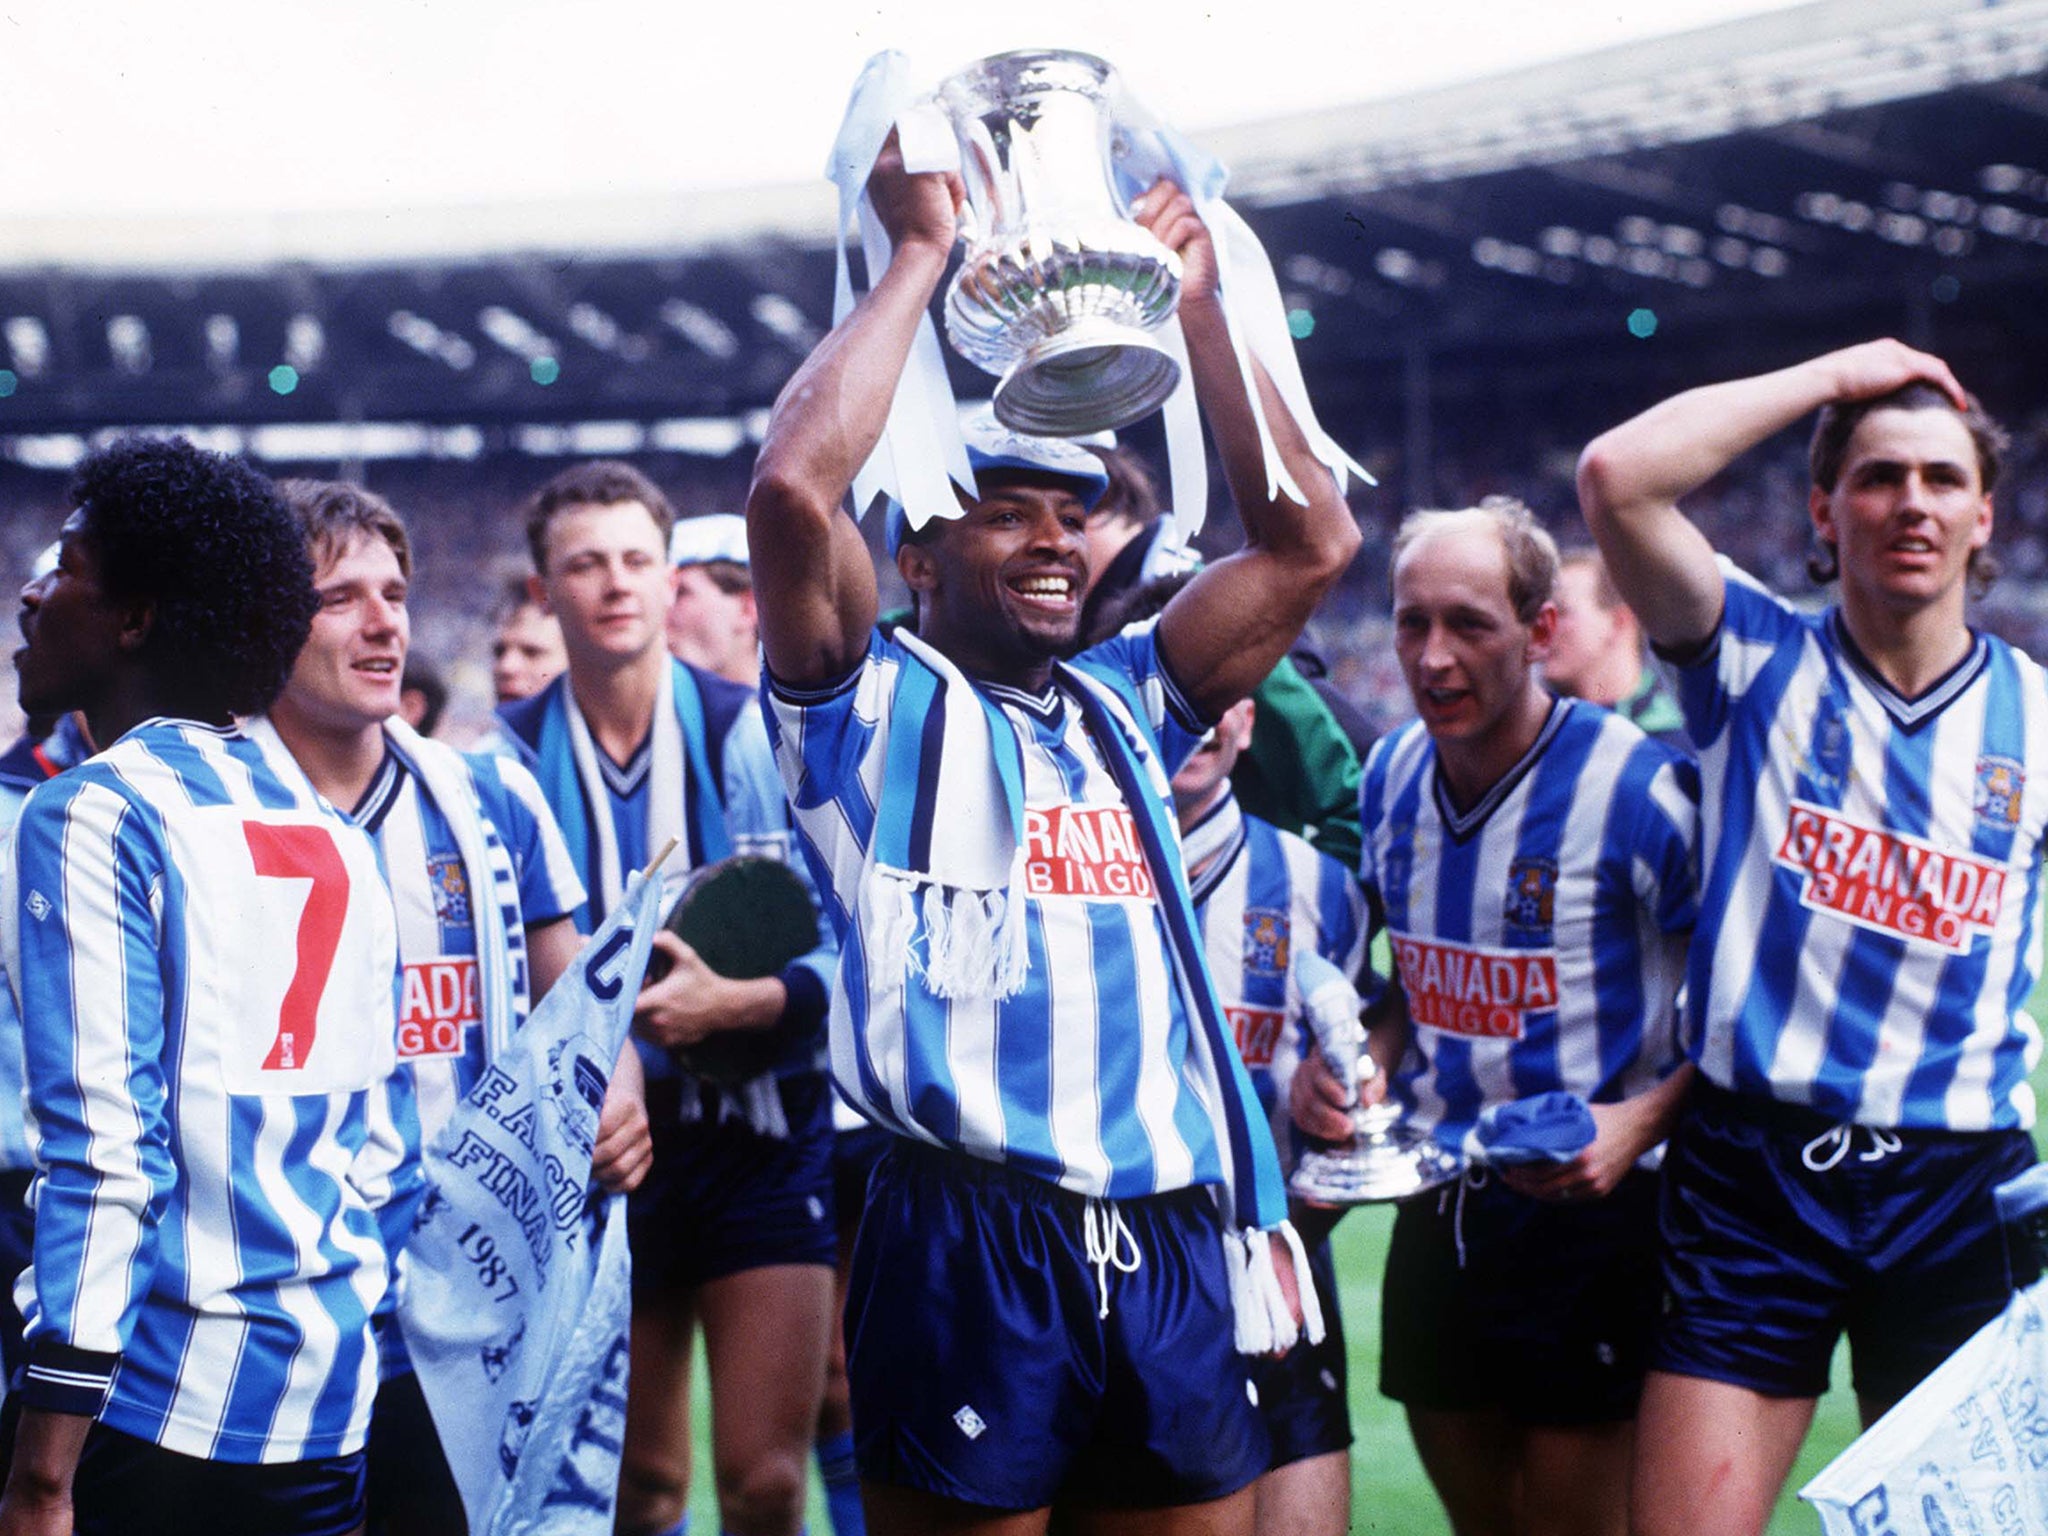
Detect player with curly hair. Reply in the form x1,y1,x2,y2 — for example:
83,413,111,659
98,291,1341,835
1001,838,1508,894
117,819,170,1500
52,434,321,721
0,435,405,1536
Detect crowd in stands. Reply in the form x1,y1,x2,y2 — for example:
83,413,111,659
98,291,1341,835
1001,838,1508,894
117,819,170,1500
3,392,2045,744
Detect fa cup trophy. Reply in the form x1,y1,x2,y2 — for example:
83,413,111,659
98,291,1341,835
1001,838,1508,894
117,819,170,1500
1290,979,1463,1206
935,49,1183,436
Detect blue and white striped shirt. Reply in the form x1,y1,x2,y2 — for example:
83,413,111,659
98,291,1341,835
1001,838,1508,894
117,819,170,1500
2,720,401,1461
767,624,1235,1200
0,715,92,1175
1188,791,1367,1170
1359,700,1697,1151
1669,561,2048,1130
355,745,583,1156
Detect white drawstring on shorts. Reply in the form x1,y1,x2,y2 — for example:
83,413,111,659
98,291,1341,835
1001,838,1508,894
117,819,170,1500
1800,1123,1903,1173
1437,1165,1491,1270
1083,1198,1143,1320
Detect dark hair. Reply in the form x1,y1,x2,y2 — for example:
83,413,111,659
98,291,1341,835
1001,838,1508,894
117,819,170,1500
1806,384,2008,589
401,659,448,736
277,478,412,580
692,558,752,597
1085,571,1193,647
493,575,542,625
69,434,316,717
521,461,675,574
1809,383,2007,494
1088,444,1164,530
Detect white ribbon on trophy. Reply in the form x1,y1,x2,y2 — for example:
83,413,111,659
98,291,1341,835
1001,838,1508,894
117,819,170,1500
826,51,978,534
824,49,1371,546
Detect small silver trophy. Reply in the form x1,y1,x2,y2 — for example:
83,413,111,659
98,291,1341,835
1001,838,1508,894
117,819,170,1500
1290,984,1463,1206
935,49,1183,436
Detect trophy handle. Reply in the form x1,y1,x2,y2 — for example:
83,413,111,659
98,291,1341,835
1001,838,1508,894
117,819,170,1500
1289,962,1463,1206
1107,124,1140,215
953,116,1006,248
1299,964,1367,1095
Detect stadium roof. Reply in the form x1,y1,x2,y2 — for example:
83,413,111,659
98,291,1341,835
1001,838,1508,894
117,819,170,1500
1,0,2044,462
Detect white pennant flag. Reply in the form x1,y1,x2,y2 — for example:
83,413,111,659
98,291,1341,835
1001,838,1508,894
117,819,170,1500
400,866,666,1536
1801,1169,2048,1536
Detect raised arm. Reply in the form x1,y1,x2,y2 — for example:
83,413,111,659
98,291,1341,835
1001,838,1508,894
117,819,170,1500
746,138,963,687
1575,339,1969,654
1142,185,1363,720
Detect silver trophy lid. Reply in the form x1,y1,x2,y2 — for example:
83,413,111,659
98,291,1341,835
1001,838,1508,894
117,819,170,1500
937,49,1118,120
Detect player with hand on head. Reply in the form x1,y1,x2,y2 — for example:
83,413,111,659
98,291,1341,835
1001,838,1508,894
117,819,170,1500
0,436,401,1536
495,461,837,1536
1292,498,1697,1536
252,479,651,1536
748,133,1360,1536
1577,342,2045,1536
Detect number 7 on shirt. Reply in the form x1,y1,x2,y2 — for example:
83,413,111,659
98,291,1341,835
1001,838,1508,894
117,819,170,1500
243,820,350,1072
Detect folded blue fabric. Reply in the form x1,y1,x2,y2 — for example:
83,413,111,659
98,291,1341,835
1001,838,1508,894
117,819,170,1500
1467,1092,1597,1167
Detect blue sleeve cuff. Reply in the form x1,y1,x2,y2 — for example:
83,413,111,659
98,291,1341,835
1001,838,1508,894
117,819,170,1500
19,1339,116,1417
777,963,828,1033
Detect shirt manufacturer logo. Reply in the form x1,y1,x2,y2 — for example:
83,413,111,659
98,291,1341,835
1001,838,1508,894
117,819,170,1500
1390,935,1558,1040
1227,1006,1286,1068
1774,800,2005,954
1023,806,1155,901
399,956,480,1059
953,1405,987,1440
23,890,49,922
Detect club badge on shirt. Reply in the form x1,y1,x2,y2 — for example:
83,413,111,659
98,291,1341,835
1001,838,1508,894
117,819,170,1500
1975,755,2025,829
1503,858,1557,935
1242,908,1291,978
429,852,473,930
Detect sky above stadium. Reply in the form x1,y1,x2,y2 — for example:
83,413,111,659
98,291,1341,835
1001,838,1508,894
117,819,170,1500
7,0,1810,221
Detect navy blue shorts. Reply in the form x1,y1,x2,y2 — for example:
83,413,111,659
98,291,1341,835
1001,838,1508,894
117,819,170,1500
846,1140,1270,1511
73,1424,366,1536
0,1168,33,1476
1381,1167,1661,1425
831,1121,893,1244
0,1169,32,1383
1652,1084,2041,1403
628,1069,837,1294
366,1369,463,1535
1248,1235,1351,1468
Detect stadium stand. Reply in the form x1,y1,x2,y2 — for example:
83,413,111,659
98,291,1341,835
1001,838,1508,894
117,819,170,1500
0,0,2044,745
